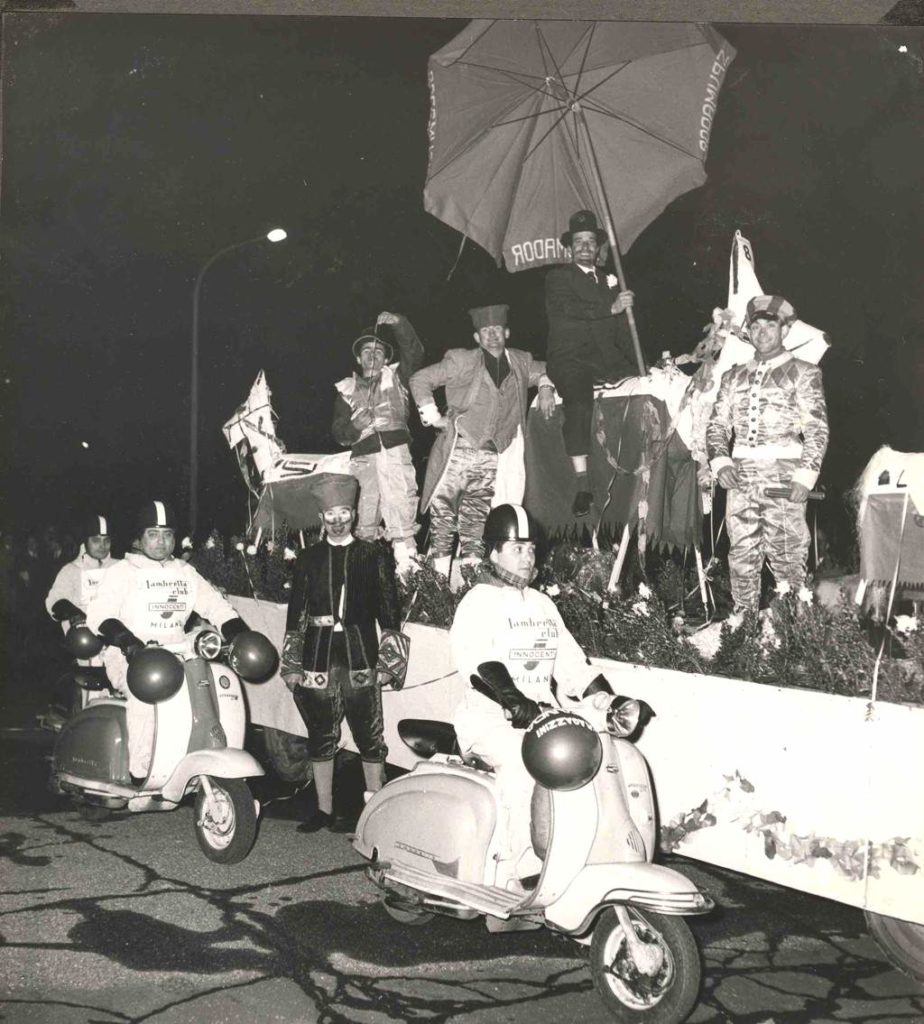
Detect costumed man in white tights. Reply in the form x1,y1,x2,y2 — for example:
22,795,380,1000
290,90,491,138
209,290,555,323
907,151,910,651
450,504,600,888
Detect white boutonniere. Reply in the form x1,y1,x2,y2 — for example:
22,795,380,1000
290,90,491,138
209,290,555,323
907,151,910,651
606,274,618,289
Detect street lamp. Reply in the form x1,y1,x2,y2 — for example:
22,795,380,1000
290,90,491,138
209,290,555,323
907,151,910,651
189,227,287,535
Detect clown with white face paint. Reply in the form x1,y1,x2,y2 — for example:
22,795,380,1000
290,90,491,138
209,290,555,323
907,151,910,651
84,500,248,781
450,504,600,882
46,514,118,672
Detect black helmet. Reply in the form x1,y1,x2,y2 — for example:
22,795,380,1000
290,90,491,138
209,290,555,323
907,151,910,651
521,708,602,791
135,500,177,537
228,630,279,683
483,504,538,549
65,625,104,659
127,646,184,704
82,514,111,542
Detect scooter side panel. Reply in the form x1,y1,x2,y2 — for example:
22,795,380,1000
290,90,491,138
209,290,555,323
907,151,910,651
210,665,247,750
354,765,498,884
53,700,129,785
586,737,652,865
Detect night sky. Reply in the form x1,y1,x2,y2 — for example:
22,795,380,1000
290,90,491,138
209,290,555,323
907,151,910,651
1,13,922,544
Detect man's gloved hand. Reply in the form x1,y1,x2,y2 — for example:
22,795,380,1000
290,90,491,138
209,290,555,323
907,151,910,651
789,481,810,503
51,598,84,624
98,618,144,660
509,699,542,730
716,465,741,490
282,670,305,692
376,311,402,326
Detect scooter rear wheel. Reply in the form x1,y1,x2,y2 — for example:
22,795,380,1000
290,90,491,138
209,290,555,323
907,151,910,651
194,777,257,864
590,908,701,1023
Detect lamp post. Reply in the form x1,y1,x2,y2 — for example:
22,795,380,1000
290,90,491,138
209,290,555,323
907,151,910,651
189,227,287,535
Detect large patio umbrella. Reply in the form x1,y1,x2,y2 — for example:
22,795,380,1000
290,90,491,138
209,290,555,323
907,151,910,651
425,20,736,373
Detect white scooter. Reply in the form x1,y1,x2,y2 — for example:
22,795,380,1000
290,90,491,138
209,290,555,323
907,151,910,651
353,669,713,1024
51,626,275,864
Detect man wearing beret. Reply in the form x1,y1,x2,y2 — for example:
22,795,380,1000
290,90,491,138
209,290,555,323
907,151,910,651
331,311,424,574
545,209,637,517
706,295,829,615
410,304,556,578
280,472,408,832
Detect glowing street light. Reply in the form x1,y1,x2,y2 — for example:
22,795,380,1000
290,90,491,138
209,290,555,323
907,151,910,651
189,227,287,534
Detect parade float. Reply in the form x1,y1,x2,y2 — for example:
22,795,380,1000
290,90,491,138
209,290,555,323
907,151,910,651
207,304,924,979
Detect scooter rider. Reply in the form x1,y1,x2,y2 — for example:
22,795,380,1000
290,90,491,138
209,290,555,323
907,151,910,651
450,503,602,883
45,514,118,635
84,500,250,782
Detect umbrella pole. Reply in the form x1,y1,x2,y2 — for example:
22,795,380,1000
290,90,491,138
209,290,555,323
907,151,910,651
577,109,647,377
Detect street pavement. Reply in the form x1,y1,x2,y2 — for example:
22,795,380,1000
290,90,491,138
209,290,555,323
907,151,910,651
1,725,922,1024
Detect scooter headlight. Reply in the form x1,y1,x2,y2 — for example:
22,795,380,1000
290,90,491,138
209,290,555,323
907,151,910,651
606,697,641,738
194,629,223,661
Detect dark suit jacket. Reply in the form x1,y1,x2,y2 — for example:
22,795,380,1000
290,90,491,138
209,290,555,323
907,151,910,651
545,263,635,381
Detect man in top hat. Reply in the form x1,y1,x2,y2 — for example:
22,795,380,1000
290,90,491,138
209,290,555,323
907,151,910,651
410,304,556,578
332,311,424,573
280,472,408,833
85,500,251,781
706,295,829,615
545,209,637,517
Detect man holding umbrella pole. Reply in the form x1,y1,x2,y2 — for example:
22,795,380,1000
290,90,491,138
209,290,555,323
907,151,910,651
545,210,638,518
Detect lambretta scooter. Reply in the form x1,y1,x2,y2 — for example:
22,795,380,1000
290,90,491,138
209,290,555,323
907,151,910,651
51,626,277,864
353,667,713,1024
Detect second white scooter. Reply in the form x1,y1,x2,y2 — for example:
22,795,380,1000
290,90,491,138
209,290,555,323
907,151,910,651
353,666,713,1024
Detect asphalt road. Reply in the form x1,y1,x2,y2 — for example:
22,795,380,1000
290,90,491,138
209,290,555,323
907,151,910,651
1,724,922,1024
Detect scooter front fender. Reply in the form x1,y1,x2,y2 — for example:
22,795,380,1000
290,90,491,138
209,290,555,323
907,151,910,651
161,749,264,804
544,862,713,935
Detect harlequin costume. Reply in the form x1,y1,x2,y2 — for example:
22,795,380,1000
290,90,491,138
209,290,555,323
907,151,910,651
706,295,829,613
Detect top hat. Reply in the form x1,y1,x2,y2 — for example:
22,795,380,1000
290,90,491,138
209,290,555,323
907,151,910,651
560,209,607,248
745,295,796,327
351,327,394,361
468,304,509,331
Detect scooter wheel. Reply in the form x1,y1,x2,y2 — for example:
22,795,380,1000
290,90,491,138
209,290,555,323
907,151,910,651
865,911,924,983
383,896,435,927
590,908,701,1023
194,777,258,865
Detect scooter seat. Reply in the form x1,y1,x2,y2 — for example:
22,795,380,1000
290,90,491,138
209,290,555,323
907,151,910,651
73,667,111,691
398,719,459,758
397,720,495,773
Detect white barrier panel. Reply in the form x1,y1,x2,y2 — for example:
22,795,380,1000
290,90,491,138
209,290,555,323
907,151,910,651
229,597,464,768
231,597,924,925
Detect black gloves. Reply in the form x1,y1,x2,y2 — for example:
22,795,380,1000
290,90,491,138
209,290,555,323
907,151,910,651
97,618,144,660
470,661,542,730
220,617,249,643
51,599,85,625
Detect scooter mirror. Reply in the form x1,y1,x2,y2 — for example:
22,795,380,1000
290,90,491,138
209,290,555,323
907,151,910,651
64,625,104,659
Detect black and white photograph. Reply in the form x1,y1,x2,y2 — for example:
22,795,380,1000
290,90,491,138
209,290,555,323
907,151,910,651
1,2,923,1021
